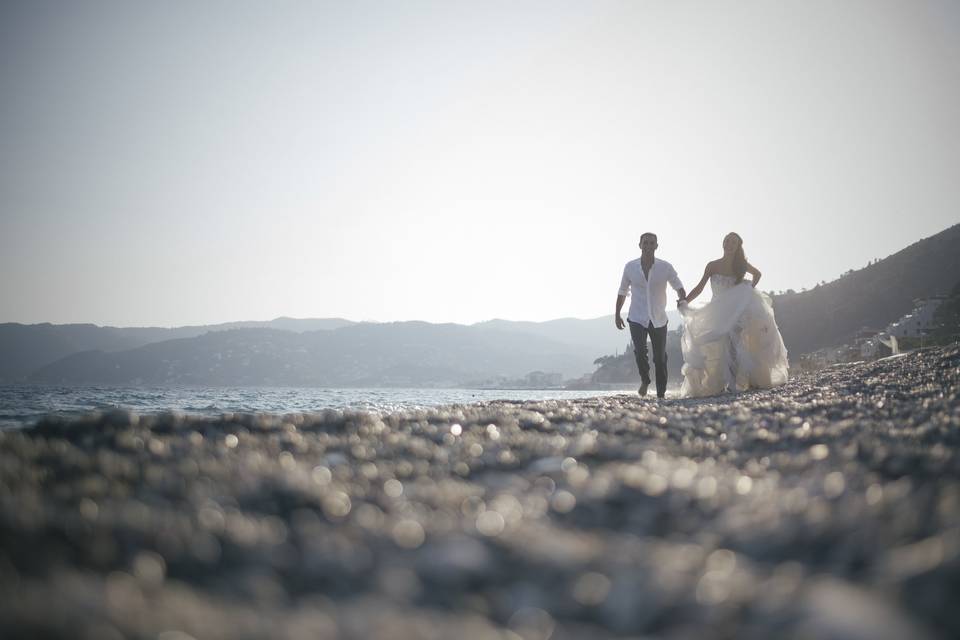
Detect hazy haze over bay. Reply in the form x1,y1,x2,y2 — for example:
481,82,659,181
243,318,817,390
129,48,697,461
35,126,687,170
2,0,958,327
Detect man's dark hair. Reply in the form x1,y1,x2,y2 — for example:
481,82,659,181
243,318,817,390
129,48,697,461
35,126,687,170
640,232,657,243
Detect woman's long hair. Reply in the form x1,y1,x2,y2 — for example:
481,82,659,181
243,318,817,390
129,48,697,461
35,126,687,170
728,232,748,284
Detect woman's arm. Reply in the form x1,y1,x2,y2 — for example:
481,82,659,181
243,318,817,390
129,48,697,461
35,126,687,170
746,262,761,288
684,263,714,304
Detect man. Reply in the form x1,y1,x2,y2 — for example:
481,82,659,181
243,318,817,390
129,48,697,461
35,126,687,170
615,232,686,398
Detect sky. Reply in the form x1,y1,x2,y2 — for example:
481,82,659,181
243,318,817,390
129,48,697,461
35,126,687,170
1,0,958,327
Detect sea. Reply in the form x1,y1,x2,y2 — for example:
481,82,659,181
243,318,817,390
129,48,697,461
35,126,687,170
0,385,631,430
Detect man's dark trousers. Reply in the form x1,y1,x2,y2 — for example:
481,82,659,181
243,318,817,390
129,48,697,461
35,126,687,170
628,320,668,397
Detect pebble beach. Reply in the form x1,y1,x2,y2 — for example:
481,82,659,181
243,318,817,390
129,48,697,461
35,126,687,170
1,345,958,639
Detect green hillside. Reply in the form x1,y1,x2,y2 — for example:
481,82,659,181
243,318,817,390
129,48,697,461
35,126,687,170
773,223,960,356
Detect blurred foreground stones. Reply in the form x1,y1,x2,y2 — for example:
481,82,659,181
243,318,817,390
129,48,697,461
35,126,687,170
1,346,959,640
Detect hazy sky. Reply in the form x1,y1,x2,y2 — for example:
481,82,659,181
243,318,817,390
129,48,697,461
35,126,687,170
2,1,958,327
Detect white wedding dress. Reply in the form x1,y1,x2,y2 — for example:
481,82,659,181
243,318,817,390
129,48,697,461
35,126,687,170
679,274,789,398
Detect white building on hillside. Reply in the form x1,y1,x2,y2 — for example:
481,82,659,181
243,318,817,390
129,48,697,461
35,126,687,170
860,333,898,358
886,297,945,338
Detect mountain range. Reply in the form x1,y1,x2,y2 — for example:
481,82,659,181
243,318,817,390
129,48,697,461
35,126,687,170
0,317,354,383
2,315,652,386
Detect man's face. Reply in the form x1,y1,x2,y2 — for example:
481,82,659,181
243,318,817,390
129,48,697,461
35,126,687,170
639,236,658,254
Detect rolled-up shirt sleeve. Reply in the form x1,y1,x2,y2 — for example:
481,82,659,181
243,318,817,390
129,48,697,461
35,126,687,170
667,265,684,292
618,265,631,296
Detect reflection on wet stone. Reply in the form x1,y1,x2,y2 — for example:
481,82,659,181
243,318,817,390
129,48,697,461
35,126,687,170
0,345,958,638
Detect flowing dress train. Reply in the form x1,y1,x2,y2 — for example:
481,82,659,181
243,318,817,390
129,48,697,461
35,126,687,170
679,274,789,398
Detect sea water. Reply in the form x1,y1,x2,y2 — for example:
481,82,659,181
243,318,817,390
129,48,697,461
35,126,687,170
0,385,629,429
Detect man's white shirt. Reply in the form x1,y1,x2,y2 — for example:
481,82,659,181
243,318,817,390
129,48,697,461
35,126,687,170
618,258,685,328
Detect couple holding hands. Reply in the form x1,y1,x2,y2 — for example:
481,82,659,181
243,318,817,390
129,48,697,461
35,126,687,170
615,232,789,399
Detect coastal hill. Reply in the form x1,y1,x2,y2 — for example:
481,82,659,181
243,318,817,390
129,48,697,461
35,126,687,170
772,222,960,355
2,315,663,386
27,323,592,387
0,317,354,383
472,311,680,355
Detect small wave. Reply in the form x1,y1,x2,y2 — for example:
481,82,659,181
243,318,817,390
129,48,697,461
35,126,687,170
0,385,624,429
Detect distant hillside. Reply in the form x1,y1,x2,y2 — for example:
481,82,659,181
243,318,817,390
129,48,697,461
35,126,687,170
29,323,591,387
773,223,960,356
589,330,684,387
0,317,355,382
473,310,681,359
200,317,355,333
3,314,662,386
0,323,147,384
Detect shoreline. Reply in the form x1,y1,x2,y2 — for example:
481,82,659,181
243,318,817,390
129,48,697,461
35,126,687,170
0,386,642,432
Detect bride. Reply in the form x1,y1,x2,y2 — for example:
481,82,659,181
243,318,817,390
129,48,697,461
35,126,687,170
678,232,789,397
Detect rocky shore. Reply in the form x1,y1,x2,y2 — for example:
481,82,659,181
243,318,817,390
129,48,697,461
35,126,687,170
1,346,958,639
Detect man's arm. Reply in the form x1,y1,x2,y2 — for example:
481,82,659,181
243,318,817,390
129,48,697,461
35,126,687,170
616,266,630,329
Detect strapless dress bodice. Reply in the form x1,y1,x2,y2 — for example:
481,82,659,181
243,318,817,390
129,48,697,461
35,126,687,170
710,273,738,294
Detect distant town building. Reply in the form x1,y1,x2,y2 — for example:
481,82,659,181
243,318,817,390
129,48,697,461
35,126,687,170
859,333,898,359
803,345,852,368
886,297,945,338
803,297,942,368
474,370,564,389
524,371,564,388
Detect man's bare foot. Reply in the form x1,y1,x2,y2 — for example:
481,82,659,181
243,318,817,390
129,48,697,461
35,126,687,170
638,381,649,396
